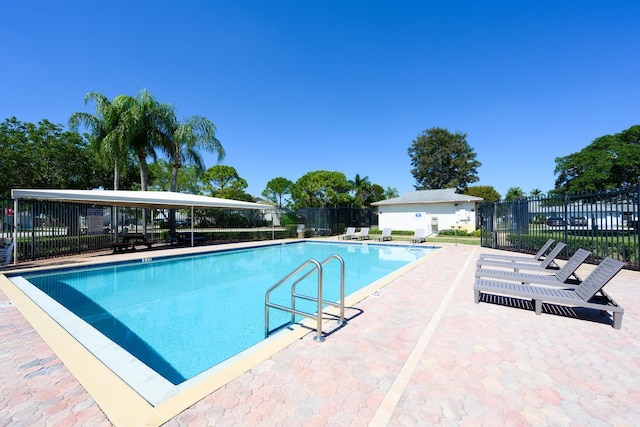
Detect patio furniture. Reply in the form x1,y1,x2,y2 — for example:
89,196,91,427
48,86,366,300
476,242,567,271
410,228,427,243
341,227,356,240
176,232,206,246
475,248,591,285
376,228,392,241
479,239,555,262
474,257,625,329
354,227,370,240
111,233,163,253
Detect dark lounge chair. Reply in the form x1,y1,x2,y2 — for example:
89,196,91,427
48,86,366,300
476,242,567,271
478,239,555,262
474,257,625,329
475,248,591,285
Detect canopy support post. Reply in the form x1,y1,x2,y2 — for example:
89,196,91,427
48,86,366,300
13,199,18,265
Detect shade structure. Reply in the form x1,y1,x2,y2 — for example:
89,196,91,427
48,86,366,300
9,189,278,264
10,189,276,211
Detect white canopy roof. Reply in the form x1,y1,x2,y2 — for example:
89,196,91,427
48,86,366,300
11,189,276,210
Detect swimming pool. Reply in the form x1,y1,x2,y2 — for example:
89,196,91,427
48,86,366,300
9,240,437,403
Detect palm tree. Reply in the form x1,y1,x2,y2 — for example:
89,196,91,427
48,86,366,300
530,188,544,198
165,116,225,192
69,92,130,189
350,173,373,207
383,186,399,199
504,186,526,202
121,90,176,192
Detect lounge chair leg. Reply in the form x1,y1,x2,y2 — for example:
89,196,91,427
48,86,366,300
534,299,542,315
474,290,480,303
613,312,623,329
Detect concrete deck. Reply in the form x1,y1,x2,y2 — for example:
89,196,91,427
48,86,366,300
1,241,639,426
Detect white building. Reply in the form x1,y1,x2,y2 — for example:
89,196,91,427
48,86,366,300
371,188,483,233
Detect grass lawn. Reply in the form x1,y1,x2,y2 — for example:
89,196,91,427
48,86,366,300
425,235,480,245
367,233,481,246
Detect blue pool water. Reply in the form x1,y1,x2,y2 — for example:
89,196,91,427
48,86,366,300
20,241,436,385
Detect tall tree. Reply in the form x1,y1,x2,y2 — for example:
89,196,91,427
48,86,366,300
349,174,373,207
504,187,526,202
148,160,204,195
69,92,131,189
122,90,175,192
164,116,225,192
202,165,252,201
554,125,640,193
290,170,350,208
408,127,481,192
262,177,293,210
370,184,386,203
0,117,109,195
383,186,399,199
529,188,544,198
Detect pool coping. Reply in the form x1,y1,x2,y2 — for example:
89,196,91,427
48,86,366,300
0,239,441,426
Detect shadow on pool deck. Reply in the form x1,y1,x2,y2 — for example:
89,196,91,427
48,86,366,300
478,293,617,327
1,240,640,426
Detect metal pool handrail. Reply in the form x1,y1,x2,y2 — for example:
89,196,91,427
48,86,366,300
265,254,346,342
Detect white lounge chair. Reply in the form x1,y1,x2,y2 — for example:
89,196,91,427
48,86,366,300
410,228,427,243
355,227,370,240
341,227,356,240
376,228,392,241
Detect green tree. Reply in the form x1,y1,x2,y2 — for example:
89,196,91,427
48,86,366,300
149,161,204,194
370,184,386,203
529,188,544,197
262,177,293,210
164,115,225,193
69,92,132,189
554,125,640,193
0,117,109,196
349,173,373,207
504,187,526,202
290,170,350,208
383,186,399,199
464,185,500,202
202,165,253,201
122,90,175,192
408,127,481,192
147,160,172,191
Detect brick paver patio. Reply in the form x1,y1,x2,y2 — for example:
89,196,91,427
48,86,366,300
1,241,639,426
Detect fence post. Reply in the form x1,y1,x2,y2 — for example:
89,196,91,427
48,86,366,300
563,192,569,249
492,203,498,248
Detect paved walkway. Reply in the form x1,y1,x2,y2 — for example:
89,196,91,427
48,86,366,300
1,242,639,426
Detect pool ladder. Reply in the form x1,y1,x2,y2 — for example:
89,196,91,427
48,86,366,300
265,254,346,342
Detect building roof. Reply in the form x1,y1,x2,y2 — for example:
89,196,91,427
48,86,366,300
10,189,276,210
371,188,483,206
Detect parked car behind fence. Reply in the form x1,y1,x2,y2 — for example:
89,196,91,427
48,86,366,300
547,217,566,227
570,216,588,226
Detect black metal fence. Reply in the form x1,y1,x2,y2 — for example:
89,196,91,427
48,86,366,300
1,198,287,263
478,185,640,270
296,207,378,236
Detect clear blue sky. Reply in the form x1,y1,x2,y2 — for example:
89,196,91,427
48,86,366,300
2,1,639,199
